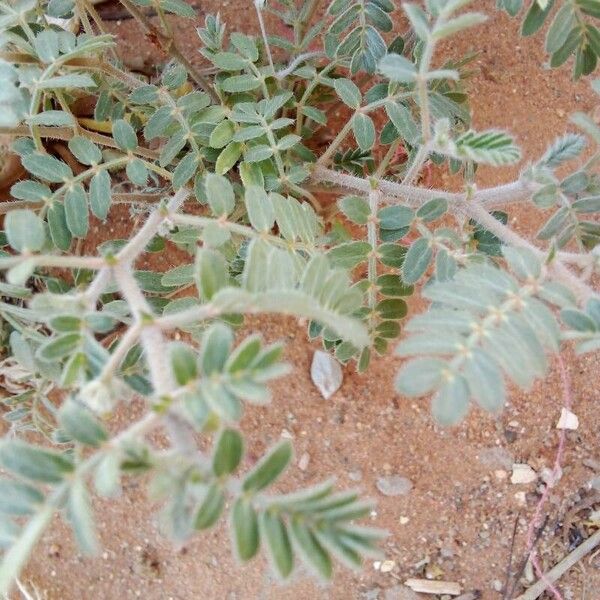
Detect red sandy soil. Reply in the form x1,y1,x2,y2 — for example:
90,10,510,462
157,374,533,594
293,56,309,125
13,1,600,599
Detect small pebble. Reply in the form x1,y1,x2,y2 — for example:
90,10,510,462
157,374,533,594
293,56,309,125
380,560,395,573
511,464,537,484
556,408,579,430
311,350,343,400
376,475,413,497
478,447,513,471
348,469,363,482
298,452,310,471
514,491,527,506
384,586,420,600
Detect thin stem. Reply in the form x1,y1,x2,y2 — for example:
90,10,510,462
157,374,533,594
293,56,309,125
76,0,95,35
117,0,219,103
254,0,275,75
297,0,321,44
170,213,315,253
316,119,353,167
514,529,600,600
465,201,596,304
402,142,430,187
0,255,105,270
376,140,402,179
402,9,450,185
315,93,412,168
312,166,597,302
367,188,380,333
99,323,142,383
311,165,534,208
82,187,190,309
275,51,325,80
295,61,338,136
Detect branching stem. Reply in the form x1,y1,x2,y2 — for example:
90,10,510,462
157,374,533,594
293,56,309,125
117,0,219,102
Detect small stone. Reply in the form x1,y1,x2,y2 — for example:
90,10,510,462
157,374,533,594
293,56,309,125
492,579,503,592
556,408,579,430
348,469,363,482
311,350,343,400
362,589,380,600
376,475,413,497
280,429,293,439
298,452,310,471
511,464,537,484
380,560,396,573
478,447,513,471
384,586,420,600
514,491,527,506
399,516,410,525
494,469,508,480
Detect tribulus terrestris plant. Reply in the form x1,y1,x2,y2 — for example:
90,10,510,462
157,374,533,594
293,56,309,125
0,0,599,592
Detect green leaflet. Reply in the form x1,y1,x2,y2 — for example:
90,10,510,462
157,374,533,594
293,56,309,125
112,119,137,151
89,170,111,221
333,78,361,109
205,173,235,216
5,210,45,253
169,342,198,385
64,184,89,238
260,511,293,578
22,153,73,183
402,238,432,284
290,518,332,580
339,196,370,225
243,441,292,492
195,248,229,300
232,498,259,560
67,478,98,555
431,376,470,425
352,113,375,150
0,440,74,483
245,186,275,231
194,483,225,529
213,429,243,476
394,358,446,396
58,400,108,447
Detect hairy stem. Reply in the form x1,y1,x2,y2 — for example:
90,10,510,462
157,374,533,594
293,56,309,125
0,125,159,160
367,188,380,334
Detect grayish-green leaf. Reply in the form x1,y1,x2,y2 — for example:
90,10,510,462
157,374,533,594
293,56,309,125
402,237,432,284
5,210,45,252
243,441,292,492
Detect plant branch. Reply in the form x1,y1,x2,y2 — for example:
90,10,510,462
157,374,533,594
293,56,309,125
367,188,380,333
514,528,600,600
464,201,596,304
116,0,219,102
0,255,106,270
82,187,190,309
170,213,316,253
312,166,597,302
311,165,535,207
